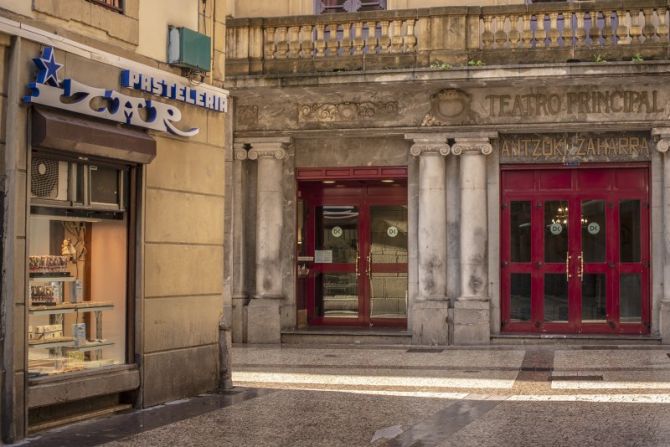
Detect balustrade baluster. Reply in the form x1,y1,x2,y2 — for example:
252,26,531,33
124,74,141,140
630,10,642,45
353,21,365,55
548,12,560,47
588,11,602,47
405,19,417,52
327,23,341,56
575,12,586,47
341,22,354,56
657,8,669,41
264,26,276,59
301,25,314,58
493,16,508,48
521,14,533,48
315,24,326,57
643,8,657,43
367,22,379,54
390,19,404,53
562,12,574,48
603,11,615,46
288,26,300,58
535,13,547,48
275,26,289,58
379,20,391,53
616,10,630,45
508,14,520,48
481,15,494,48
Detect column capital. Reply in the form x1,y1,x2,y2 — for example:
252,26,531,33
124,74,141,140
405,133,450,157
235,137,292,161
451,137,494,156
652,128,670,153
233,142,249,160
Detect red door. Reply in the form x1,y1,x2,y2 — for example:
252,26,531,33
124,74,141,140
299,181,408,327
501,166,650,334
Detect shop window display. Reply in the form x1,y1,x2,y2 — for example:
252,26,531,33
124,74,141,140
28,155,129,377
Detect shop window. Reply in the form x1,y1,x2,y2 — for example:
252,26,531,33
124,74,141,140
315,0,386,14
87,0,123,13
28,153,131,378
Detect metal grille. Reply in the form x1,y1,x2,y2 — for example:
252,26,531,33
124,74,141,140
31,158,59,199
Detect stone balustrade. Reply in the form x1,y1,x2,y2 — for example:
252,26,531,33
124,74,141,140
226,0,670,76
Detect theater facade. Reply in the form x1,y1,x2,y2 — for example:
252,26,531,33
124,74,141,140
225,1,670,345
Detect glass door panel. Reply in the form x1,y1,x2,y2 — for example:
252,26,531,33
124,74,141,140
369,205,408,321
544,200,569,263
620,274,642,323
544,273,568,322
314,205,360,319
582,273,606,322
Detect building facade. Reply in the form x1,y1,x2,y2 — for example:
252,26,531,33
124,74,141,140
225,0,670,346
0,0,230,441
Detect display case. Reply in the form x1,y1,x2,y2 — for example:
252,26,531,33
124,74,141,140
28,154,129,378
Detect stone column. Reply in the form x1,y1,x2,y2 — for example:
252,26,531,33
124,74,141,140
653,128,670,343
231,144,250,343
245,138,291,343
451,134,496,345
406,134,450,345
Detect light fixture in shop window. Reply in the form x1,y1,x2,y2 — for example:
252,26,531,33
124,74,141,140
381,179,394,183
322,180,336,184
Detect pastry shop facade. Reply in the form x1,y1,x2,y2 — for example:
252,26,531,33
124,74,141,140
228,65,670,347
0,30,229,441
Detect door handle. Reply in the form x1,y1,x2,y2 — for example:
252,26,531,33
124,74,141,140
355,254,360,277
367,253,372,276
565,252,571,281
578,251,584,281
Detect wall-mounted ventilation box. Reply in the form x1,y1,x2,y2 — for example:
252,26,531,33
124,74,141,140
167,26,211,72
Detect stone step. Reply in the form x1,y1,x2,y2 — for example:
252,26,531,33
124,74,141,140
281,329,412,346
491,334,663,346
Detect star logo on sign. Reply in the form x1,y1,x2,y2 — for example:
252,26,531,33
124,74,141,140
33,47,63,86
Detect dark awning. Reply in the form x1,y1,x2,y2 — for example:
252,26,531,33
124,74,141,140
31,108,156,164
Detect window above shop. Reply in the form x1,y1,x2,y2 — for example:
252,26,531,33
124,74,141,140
315,0,386,14
87,0,124,13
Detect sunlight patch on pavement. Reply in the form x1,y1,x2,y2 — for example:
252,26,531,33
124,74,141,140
508,393,670,403
552,381,670,390
232,371,516,389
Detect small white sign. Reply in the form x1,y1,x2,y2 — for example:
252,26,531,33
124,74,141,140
314,250,333,263
587,222,601,235
387,226,399,238
550,223,563,235
331,226,343,238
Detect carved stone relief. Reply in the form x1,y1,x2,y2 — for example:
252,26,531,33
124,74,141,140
421,89,478,126
298,101,398,123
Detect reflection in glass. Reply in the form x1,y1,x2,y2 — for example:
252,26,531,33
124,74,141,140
318,273,358,318
316,206,358,263
510,273,531,321
511,201,531,263
370,205,408,264
620,200,641,263
620,274,642,323
544,273,568,322
582,200,606,263
370,273,407,319
582,273,606,322
545,201,569,263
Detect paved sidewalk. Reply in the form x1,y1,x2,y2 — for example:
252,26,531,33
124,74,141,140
18,344,670,447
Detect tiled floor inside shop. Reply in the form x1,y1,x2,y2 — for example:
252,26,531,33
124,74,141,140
17,344,670,447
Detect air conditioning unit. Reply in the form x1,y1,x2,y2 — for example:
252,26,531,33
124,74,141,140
167,26,211,72
31,158,68,201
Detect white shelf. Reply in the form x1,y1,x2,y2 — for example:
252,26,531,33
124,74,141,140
29,301,114,316
29,276,76,284
29,337,75,349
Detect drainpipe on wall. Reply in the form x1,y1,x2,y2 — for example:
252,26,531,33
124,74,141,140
1,34,21,444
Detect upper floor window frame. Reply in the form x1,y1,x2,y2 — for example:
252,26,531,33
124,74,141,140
87,0,124,14
315,0,387,14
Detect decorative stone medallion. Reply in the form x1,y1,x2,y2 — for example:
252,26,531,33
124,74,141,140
421,89,477,126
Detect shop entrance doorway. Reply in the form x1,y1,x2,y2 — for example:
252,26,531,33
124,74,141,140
298,176,407,327
501,165,650,334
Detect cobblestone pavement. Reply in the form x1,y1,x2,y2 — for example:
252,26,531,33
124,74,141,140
17,344,670,447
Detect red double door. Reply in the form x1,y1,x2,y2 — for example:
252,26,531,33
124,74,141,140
299,181,408,327
501,166,650,334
